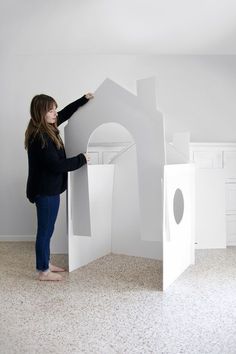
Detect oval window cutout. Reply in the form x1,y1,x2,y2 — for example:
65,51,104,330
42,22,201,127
173,189,184,224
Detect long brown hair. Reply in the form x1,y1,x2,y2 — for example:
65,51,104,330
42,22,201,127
24,94,64,150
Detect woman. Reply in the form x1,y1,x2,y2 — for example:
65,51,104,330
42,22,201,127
25,92,93,281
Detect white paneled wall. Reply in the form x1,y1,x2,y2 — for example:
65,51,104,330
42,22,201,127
87,142,132,165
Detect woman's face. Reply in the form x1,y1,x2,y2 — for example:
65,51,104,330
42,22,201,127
45,104,58,124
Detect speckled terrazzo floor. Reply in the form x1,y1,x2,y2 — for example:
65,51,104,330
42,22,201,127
0,243,236,354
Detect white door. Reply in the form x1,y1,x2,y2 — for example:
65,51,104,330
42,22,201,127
163,164,195,290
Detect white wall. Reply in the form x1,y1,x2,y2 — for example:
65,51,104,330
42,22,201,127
1,54,236,240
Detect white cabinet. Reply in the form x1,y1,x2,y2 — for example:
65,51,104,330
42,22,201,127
226,215,236,246
223,152,236,178
190,143,236,246
225,183,236,214
192,151,223,169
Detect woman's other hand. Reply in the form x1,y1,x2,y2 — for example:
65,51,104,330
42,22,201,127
85,93,94,100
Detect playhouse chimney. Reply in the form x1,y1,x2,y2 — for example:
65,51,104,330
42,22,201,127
136,77,157,111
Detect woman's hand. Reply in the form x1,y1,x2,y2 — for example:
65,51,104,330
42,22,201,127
84,153,90,163
85,93,94,100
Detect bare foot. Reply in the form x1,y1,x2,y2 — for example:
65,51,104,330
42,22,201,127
49,263,66,272
38,271,63,281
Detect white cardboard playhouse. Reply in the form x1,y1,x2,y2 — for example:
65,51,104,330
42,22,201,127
64,77,195,290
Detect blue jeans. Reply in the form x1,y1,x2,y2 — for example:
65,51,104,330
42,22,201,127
35,195,60,271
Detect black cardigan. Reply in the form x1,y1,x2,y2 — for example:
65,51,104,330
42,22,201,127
26,95,89,203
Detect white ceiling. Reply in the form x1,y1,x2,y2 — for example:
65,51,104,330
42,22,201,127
1,0,236,55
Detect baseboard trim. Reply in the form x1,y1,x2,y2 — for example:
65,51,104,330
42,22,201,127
0,235,35,241
227,242,236,247
195,243,227,249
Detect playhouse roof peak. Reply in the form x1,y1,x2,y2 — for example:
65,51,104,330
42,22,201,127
96,77,157,112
